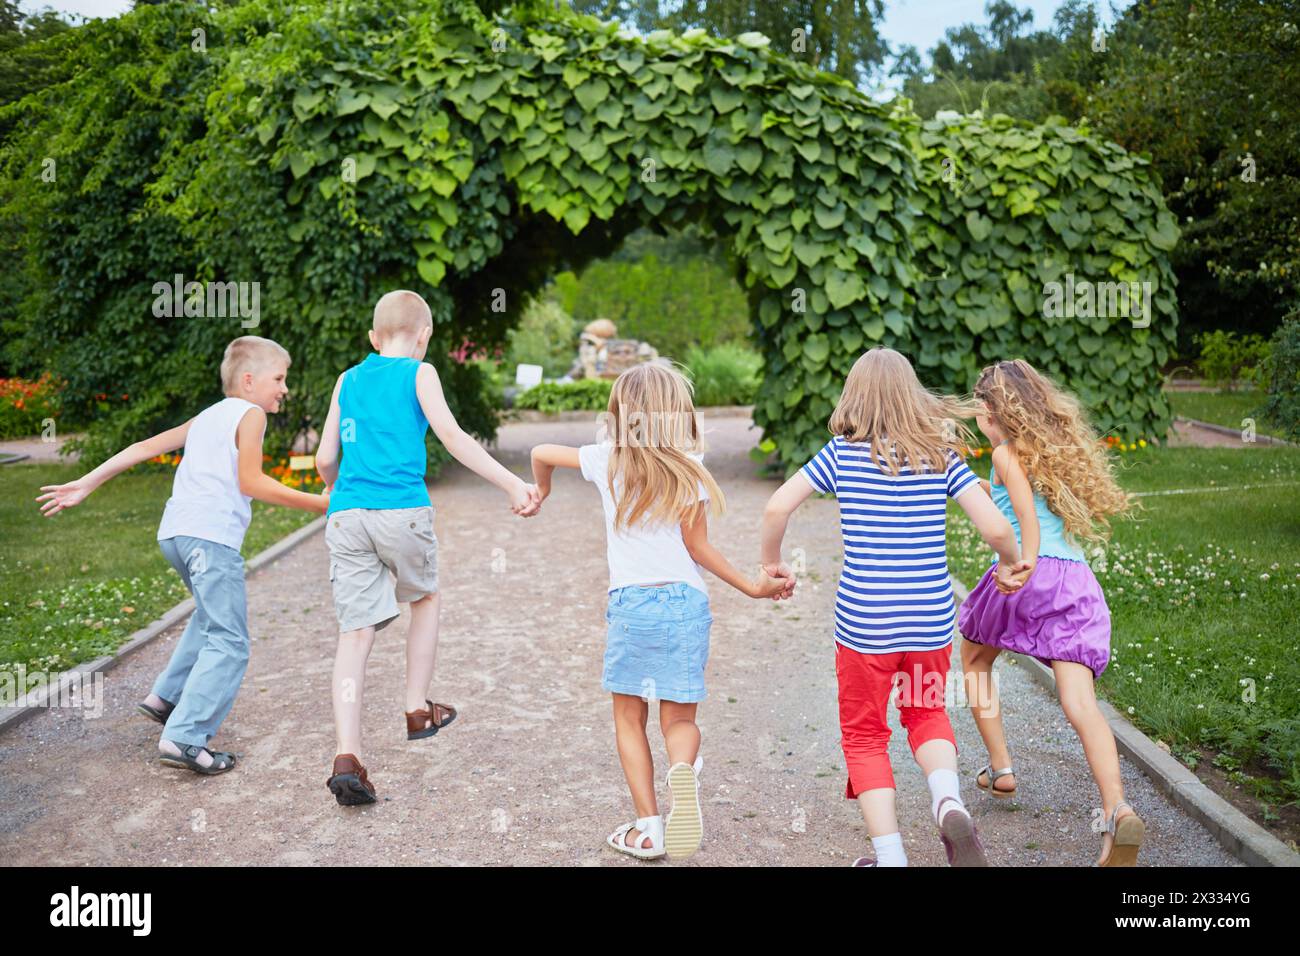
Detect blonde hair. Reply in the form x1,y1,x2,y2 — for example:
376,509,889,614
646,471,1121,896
602,363,725,532
828,347,980,475
221,336,290,395
973,359,1132,544
373,290,432,342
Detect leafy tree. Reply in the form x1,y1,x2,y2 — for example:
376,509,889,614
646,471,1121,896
572,0,888,86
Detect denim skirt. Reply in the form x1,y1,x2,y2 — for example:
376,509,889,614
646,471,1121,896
603,582,712,703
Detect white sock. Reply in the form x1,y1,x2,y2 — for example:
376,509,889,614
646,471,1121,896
871,832,908,867
927,768,969,824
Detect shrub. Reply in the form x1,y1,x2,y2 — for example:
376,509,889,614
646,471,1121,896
684,344,761,407
513,378,612,413
505,298,579,379
1195,330,1272,391
1259,311,1300,440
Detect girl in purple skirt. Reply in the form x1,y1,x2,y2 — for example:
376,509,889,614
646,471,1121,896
957,360,1145,866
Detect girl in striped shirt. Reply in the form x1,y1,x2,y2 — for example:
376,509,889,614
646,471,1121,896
760,347,1023,867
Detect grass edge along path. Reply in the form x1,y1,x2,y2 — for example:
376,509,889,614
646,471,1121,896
0,462,320,696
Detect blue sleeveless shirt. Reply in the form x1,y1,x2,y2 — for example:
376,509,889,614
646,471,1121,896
327,354,430,514
989,449,1086,563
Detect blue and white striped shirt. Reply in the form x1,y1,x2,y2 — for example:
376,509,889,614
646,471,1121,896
800,436,980,654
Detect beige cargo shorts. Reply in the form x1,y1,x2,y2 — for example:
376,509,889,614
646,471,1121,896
325,505,439,632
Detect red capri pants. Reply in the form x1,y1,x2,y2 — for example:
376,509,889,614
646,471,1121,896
835,642,957,798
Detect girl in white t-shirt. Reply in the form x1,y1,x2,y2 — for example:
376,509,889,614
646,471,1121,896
531,363,791,861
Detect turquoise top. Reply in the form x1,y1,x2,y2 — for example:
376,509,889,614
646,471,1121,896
327,354,430,514
988,446,1086,564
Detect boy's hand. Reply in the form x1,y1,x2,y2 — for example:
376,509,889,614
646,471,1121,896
750,568,792,600
36,478,94,516
317,485,331,515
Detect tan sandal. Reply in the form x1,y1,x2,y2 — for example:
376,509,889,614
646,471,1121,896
975,764,1017,798
406,700,457,740
1098,800,1144,867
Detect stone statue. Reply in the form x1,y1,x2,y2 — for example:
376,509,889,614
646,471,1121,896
568,319,662,380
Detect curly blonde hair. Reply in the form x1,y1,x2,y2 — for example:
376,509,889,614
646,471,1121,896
973,360,1131,544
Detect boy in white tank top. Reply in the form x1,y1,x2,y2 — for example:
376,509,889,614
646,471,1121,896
37,337,329,775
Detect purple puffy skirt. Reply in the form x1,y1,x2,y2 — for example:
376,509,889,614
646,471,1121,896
957,556,1111,678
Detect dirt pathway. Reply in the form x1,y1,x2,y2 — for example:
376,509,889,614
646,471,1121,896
0,416,1237,866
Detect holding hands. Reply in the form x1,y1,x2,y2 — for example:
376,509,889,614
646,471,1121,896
508,477,543,518
995,557,1036,594
759,561,797,601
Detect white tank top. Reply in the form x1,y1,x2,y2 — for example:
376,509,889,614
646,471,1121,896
156,397,259,551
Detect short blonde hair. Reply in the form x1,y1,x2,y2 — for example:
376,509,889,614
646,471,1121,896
221,336,291,395
373,290,433,342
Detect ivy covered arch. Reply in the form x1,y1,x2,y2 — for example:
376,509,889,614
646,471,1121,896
2,0,1177,469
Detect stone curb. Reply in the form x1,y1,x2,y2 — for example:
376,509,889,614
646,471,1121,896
951,575,1300,867
1174,416,1296,447
0,516,327,736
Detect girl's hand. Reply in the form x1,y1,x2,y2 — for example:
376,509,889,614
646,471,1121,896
995,558,1034,593
761,561,797,600
36,477,94,516
508,479,541,517
750,568,790,600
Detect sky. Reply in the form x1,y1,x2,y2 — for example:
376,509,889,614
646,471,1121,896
20,0,1089,63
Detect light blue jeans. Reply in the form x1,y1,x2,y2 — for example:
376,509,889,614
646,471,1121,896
151,535,250,747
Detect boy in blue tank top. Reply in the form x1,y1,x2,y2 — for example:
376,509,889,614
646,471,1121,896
315,291,541,806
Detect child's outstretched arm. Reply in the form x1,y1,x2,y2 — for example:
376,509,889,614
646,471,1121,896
37,418,195,516
530,443,581,504
236,407,330,513
759,472,817,591
682,504,790,600
992,443,1038,592
314,373,345,489
415,363,539,516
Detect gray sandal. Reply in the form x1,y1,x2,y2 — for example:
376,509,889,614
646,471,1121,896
137,698,175,725
975,764,1017,798
159,743,237,775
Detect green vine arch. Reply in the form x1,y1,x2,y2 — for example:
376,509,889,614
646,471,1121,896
1,0,1177,469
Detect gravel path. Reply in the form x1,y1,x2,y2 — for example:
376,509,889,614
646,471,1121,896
0,415,1239,866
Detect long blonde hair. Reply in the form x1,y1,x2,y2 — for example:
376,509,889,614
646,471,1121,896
973,359,1131,544
828,347,981,475
603,363,725,531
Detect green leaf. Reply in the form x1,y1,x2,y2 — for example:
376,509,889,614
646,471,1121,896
803,333,830,364
826,270,865,309
417,257,445,286
965,211,993,242
335,90,371,116
574,78,611,112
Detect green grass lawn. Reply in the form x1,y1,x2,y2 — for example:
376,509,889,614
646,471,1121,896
1165,389,1280,438
949,446,1300,813
0,463,319,695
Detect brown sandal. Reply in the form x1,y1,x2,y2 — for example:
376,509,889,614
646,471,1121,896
327,753,377,806
406,700,457,740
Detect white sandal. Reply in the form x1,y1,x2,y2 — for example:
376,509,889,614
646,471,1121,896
664,754,704,859
607,815,665,860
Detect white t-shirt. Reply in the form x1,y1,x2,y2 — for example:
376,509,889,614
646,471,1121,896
579,441,710,594
157,397,260,551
